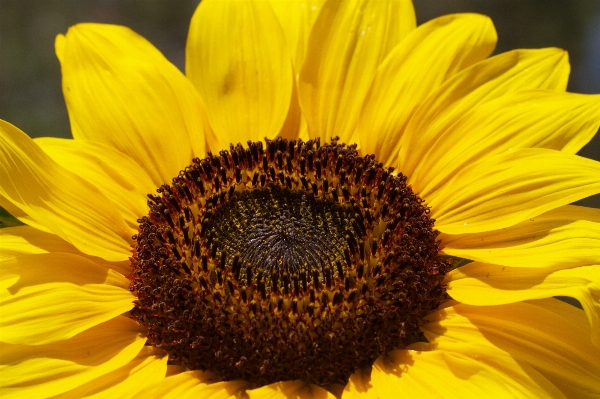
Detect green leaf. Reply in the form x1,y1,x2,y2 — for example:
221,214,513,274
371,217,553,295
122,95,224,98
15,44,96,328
0,206,24,228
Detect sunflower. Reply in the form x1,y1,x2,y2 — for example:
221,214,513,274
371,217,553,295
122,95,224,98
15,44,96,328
1,0,600,397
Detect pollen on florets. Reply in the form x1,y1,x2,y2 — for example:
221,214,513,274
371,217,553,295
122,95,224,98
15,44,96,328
128,137,450,387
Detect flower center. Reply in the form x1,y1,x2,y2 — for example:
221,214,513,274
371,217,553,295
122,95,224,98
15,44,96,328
129,137,450,386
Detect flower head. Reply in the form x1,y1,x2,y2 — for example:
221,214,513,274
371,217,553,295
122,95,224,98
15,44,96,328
1,0,600,398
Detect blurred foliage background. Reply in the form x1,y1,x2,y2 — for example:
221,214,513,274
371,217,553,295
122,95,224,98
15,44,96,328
1,0,599,207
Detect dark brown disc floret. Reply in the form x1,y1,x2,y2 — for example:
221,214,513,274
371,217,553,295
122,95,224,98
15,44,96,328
128,137,450,387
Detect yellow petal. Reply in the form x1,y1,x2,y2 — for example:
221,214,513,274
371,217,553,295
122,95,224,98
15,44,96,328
371,342,562,398
0,196,50,233
51,347,167,399
298,0,415,142
430,148,600,234
399,48,569,177
35,137,155,231
0,225,78,261
0,225,131,275
55,31,66,63
414,91,600,198
441,205,600,268
446,263,600,347
278,78,305,141
141,370,249,399
0,120,131,261
0,253,133,345
270,0,326,72
186,0,293,149
247,380,337,399
58,23,206,186
0,317,145,399
358,13,496,165
423,300,600,398
342,368,373,399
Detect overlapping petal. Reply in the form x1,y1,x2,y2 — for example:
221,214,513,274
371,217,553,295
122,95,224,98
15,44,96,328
187,0,293,149
414,91,600,198
270,0,326,141
57,23,206,186
0,253,134,345
423,300,600,398
1,0,599,397
441,205,600,268
0,225,131,275
342,369,372,398
51,347,167,399
0,226,80,261
358,13,496,164
399,48,569,177
370,342,562,398
247,380,337,399
0,120,131,261
0,317,145,399
270,0,326,72
446,263,600,347
35,137,155,230
298,0,415,142
430,148,600,234
0,197,49,232
140,369,249,399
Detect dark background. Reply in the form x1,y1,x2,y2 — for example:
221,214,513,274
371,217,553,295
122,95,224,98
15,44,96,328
1,0,598,207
